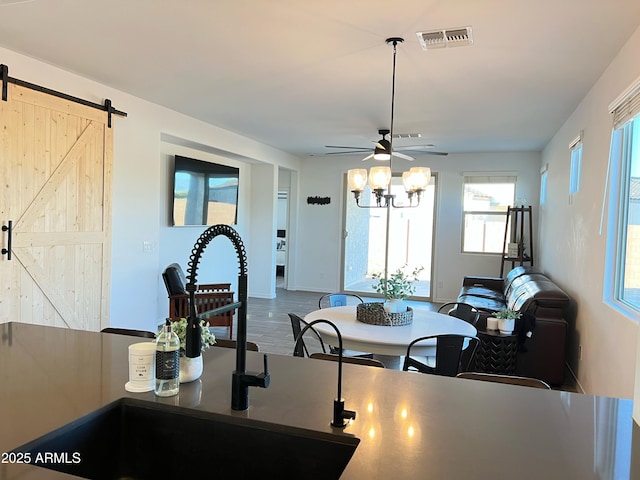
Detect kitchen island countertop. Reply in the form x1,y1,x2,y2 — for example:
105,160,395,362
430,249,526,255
1,322,639,479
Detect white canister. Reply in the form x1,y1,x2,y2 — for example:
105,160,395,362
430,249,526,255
125,341,156,392
486,317,499,331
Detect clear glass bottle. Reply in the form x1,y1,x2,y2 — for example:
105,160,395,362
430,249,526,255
155,319,180,397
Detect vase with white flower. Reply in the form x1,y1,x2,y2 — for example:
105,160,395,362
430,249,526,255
157,318,216,383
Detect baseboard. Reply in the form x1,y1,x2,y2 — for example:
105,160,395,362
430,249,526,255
249,291,277,299
566,362,585,394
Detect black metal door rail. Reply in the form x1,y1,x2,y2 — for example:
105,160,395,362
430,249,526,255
1,63,127,127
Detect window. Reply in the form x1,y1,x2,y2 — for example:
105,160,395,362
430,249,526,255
569,133,583,199
540,164,548,205
462,175,516,253
606,81,640,313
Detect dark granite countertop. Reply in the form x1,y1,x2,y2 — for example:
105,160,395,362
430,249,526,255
1,322,639,479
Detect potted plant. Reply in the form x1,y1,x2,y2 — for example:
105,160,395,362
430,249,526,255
157,318,216,383
371,265,423,313
493,308,521,334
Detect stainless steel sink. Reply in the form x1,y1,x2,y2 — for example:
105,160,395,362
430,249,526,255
15,398,359,479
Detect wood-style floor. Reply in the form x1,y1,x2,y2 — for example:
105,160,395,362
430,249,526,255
209,287,578,393
211,288,343,356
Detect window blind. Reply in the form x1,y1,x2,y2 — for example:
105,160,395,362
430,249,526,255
569,131,583,150
463,175,517,184
610,78,640,129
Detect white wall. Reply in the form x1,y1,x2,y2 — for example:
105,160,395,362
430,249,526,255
540,26,640,399
156,139,254,320
248,164,278,299
293,151,541,301
0,46,300,333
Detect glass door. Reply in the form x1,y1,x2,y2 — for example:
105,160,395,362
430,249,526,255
342,174,436,300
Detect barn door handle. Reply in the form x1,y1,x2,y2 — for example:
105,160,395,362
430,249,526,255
2,220,12,260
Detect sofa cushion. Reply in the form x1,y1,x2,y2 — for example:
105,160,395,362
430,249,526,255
457,294,506,313
458,285,506,302
503,266,542,295
506,273,549,300
508,279,571,312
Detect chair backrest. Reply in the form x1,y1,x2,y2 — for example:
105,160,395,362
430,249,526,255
213,338,260,352
162,263,187,296
309,353,385,368
403,334,479,377
456,372,551,389
437,302,480,326
288,313,326,357
101,327,156,339
318,293,364,309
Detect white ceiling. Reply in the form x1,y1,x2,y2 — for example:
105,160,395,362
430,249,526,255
1,0,640,158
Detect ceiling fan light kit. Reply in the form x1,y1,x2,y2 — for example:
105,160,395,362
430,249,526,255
373,133,392,161
347,37,431,209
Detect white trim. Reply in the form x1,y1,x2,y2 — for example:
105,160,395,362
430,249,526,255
608,74,640,113
461,171,517,177
540,163,548,174
568,131,583,149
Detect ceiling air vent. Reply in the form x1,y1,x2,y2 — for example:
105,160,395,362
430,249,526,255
0,0,35,5
416,26,473,50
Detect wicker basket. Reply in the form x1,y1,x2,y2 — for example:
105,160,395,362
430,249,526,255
356,302,413,326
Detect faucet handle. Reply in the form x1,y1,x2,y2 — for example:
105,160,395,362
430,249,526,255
256,354,270,388
332,399,356,428
263,353,269,376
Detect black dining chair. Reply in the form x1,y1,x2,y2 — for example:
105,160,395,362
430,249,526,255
101,327,156,338
309,353,385,368
456,372,551,389
317,293,373,358
437,302,480,326
288,313,327,357
403,334,479,377
213,338,260,352
318,293,364,309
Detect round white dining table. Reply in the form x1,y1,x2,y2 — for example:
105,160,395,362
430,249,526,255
304,305,477,360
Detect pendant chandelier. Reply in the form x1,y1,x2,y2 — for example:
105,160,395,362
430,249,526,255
347,37,430,208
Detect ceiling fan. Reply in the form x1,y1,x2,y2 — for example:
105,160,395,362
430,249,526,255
325,129,448,161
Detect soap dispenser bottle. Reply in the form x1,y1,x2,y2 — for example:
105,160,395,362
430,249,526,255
155,318,180,397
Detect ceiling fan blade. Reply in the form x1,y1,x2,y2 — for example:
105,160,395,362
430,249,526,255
394,144,436,150
325,145,370,150
419,150,449,156
324,150,371,156
392,151,414,161
393,144,449,156
361,153,374,161
395,148,449,156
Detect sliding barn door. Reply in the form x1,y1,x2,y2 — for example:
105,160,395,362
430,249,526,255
0,83,113,330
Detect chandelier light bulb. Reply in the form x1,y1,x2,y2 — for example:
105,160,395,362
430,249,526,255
368,166,392,190
402,171,416,192
347,169,368,192
408,167,431,190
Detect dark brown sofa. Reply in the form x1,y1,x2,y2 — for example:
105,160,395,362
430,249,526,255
457,266,570,386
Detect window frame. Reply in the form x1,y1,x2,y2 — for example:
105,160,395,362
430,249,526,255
569,133,583,200
461,174,517,255
604,80,640,318
540,164,548,206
